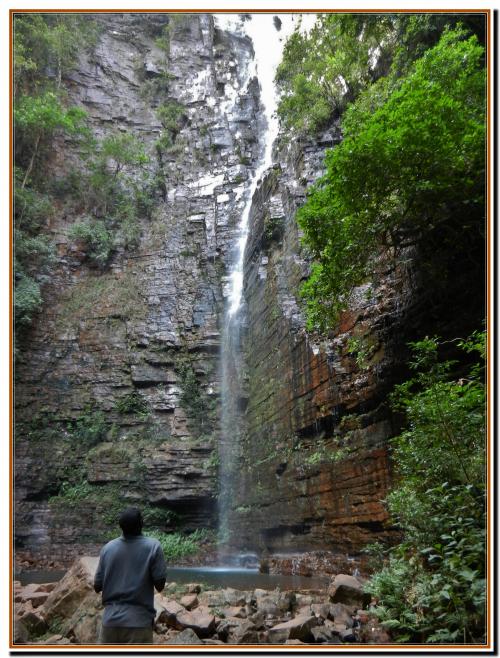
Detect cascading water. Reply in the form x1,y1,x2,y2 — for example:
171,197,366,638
216,14,302,560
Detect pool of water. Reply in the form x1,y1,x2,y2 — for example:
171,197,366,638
16,567,328,591
165,566,329,591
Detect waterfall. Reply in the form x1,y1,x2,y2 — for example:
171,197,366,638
216,13,300,559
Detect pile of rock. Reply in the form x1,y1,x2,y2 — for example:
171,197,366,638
13,558,391,646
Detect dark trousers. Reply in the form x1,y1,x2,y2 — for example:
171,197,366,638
100,625,153,644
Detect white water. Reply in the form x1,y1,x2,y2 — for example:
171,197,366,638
216,14,308,316
216,13,317,556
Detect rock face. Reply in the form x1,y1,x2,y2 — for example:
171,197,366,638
14,13,264,562
14,13,478,567
222,130,410,554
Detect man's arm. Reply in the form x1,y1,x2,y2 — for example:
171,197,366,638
94,552,104,593
153,578,166,593
150,542,167,593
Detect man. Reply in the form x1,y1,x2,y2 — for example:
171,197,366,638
94,507,167,644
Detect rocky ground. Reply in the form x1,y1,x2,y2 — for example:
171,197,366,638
13,557,391,646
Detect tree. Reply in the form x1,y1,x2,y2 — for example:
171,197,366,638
297,28,485,330
14,91,87,188
276,14,395,134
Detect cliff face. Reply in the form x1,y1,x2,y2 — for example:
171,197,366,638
222,130,413,555
14,13,264,563
15,13,449,566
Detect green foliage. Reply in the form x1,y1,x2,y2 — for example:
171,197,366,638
68,217,113,268
100,132,150,175
14,275,43,328
13,13,99,95
346,335,377,370
297,28,485,330
145,529,213,560
366,334,486,643
13,15,95,343
67,409,109,447
276,14,395,133
177,357,215,434
276,14,484,136
66,132,151,263
155,101,185,155
115,390,150,416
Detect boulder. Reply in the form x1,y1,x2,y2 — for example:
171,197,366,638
18,606,47,637
186,583,201,594
217,618,258,644
66,607,102,644
223,605,246,619
24,592,49,609
221,587,247,607
248,610,266,628
13,617,30,644
165,628,203,645
268,615,318,644
311,603,331,620
176,607,216,638
157,600,185,629
340,628,357,642
41,557,99,625
311,625,337,643
39,557,102,644
329,602,354,627
42,634,72,645
256,591,294,617
328,574,370,607
180,593,198,610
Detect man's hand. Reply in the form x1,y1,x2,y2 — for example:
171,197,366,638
154,578,166,593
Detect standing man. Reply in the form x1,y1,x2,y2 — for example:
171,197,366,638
94,507,167,644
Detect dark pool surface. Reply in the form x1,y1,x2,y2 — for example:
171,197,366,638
165,566,329,591
16,567,329,591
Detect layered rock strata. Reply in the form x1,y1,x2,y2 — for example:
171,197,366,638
14,13,264,562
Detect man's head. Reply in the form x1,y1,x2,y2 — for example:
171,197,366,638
119,507,143,536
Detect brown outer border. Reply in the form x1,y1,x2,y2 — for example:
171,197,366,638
9,7,493,652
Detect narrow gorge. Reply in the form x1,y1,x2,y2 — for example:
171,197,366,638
13,10,488,647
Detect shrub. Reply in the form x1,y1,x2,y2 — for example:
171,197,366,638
366,333,486,644
145,529,213,561
115,391,149,416
69,217,113,267
14,274,42,328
